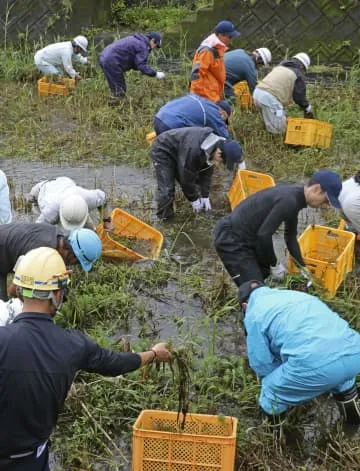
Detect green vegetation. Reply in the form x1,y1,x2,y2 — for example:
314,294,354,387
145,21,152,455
1,40,360,470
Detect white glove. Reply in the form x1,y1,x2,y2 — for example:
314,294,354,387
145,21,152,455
270,263,287,281
156,71,165,79
191,198,203,213
300,267,311,280
200,197,211,211
238,160,246,170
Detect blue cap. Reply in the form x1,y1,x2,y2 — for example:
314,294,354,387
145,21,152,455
214,21,240,38
223,140,243,170
147,31,162,48
217,100,232,116
311,169,342,209
238,280,264,304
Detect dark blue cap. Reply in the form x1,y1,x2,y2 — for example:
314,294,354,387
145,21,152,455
147,31,162,48
214,21,240,38
223,140,243,170
311,169,342,209
217,100,232,116
238,280,264,304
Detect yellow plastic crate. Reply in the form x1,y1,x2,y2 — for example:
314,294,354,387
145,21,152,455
288,224,355,297
37,76,75,97
132,410,238,471
285,118,333,148
146,131,157,146
338,219,360,242
228,170,275,210
233,81,254,109
96,208,163,262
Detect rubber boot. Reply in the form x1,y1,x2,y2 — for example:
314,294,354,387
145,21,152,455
334,384,360,425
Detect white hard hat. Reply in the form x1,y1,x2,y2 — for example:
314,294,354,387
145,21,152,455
255,48,272,65
59,194,89,232
73,35,88,52
293,52,310,70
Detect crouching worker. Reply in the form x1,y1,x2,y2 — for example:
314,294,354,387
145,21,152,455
150,127,244,221
339,170,360,234
239,281,360,431
0,247,171,470
213,170,342,286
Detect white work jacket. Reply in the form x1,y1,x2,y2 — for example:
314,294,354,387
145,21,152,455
29,177,106,231
34,41,87,78
0,170,12,225
339,177,360,233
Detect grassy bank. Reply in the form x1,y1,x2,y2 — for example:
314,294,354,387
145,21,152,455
1,44,360,470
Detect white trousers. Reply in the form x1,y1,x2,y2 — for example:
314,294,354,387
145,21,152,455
253,88,287,134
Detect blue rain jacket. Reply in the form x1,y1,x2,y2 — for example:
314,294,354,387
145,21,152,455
155,94,229,138
244,287,360,378
224,49,257,96
99,34,156,77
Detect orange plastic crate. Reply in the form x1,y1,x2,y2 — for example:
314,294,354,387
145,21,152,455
37,76,75,97
132,410,237,471
233,81,254,109
338,219,360,242
228,170,275,210
288,224,355,297
146,131,157,146
285,118,333,148
96,208,163,262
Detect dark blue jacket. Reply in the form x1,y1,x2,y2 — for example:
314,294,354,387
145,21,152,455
99,33,156,77
155,94,229,138
224,49,257,97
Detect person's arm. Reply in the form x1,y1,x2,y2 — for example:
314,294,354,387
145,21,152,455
80,338,171,376
246,68,257,94
62,48,77,79
255,200,294,267
293,75,310,110
284,216,305,266
196,50,213,80
245,318,281,378
198,167,214,198
180,168,201,202
36,202,60,225
207,112,229,138
74,188,114,231
134,46,157,77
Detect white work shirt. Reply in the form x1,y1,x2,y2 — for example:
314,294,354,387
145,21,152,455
0,170,12,224
30,177,106,230
34,41,87,79
339,177,360,233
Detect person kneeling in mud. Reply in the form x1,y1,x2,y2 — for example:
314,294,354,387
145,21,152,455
238,281,360,436
150,127,244,221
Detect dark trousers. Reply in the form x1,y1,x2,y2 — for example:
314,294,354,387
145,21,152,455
150,150,178,220
0,273,8,302
99,58,126,97
213,219,270,286
0,445,49,471
153,117,171,136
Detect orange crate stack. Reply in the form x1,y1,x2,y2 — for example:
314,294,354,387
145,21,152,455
228,170,275,210
97,208,163,262
288,225,355,297
233,81,254,109
37,76,75,97
132,410,238,471
285,118,333,148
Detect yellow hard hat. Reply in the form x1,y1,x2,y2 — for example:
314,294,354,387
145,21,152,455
14,247,70,293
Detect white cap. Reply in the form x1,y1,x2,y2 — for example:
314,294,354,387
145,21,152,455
59,194,89,232
73,35,88,52
255,48,271,65
293,52,310,70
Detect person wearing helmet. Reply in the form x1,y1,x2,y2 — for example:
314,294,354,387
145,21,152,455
224,47,272,100
34,35,88,80
0,222,102,301
253,52,313,134
0,169,12,225
150,127,244,221
214,170,342,286
0,247,171,469
99,31,165,102
238,281,360,436
154,94,232,138
28,176,114,234
190,21,241,102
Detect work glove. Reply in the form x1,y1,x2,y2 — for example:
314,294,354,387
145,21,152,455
200,197,211,211
300,267,311,280
270,263,287,281
191,198,203,213
304,104,314,119
156,71,165,79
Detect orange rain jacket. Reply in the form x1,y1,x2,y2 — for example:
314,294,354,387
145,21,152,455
190,33,227,102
